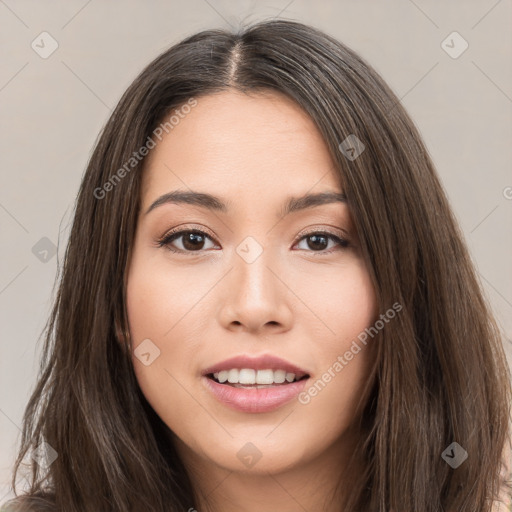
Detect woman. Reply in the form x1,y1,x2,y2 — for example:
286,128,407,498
3,19,511,512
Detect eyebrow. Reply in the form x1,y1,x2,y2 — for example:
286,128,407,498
144,190,347,217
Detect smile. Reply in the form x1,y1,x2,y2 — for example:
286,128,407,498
201,354,311,413
210,368,304,385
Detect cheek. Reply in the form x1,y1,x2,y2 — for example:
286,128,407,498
296,255,377,345
293,257,377,425
125,253,213,422
125,253,211,347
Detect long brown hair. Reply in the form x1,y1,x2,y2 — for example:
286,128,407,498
3,19,511,512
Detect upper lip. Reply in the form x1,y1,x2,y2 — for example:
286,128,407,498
202,354,310,380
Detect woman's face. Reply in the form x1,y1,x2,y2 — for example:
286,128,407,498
126,89,377,477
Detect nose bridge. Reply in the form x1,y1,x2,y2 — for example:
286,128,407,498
217,234,292,332
233,234,278,304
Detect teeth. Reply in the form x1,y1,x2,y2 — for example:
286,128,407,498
211,369,299,385
256,369,274,384
217,370,229,383
273,369,286,383
239,369,256,384
228,369,239,383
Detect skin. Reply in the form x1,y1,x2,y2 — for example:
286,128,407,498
125,89,378,511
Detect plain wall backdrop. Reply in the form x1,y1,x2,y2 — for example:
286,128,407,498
1,0,511,502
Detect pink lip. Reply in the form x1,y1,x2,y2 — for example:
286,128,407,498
201,354,310,379
203,375,309,413
201,353,311,414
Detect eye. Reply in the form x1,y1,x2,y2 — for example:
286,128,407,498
157,229,218,253
293,230,350,253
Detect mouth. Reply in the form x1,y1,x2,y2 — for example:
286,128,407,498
201,354,311,413
206,369,309,388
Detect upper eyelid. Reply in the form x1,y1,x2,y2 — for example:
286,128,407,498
298,226,349,239
159,224,218,244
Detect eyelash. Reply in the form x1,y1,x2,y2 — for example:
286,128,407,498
156,226,350,255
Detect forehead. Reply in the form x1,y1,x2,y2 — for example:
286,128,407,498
141,89,341,207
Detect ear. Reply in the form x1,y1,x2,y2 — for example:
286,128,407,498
114,312,130,350
115,321,125,343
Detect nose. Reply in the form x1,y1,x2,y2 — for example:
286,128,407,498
216,243,293,335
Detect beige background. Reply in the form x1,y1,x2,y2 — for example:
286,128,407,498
1,0,511,502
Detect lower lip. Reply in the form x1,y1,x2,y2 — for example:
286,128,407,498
203,376,309,413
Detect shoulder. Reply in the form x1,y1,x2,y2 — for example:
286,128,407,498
0,494,56,512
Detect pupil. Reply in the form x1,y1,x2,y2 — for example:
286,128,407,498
183,232,204,250
308,234,327,251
